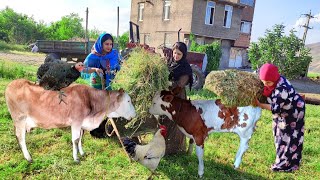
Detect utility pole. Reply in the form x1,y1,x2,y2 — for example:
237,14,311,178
300,10,314,77
85,7,89,53
301,10,314,45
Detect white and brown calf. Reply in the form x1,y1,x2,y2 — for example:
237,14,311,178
149,88,261,177
5,79,136,162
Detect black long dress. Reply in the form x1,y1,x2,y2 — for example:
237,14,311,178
268,76,305,172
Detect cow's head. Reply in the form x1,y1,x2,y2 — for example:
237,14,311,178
108,88,136,120
148,87,182,120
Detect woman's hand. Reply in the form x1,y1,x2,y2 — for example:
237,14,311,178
255,98,271,111
94,68,104,74
254,98,261,107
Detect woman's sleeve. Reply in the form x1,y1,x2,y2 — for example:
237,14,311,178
270,86,291,114
114,50,121,71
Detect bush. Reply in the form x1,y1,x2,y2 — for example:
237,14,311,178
0,60,36,80
0,41,28,51
189,34,221,72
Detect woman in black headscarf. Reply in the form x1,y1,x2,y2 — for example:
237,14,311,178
168,42,193,98
161,42,193,155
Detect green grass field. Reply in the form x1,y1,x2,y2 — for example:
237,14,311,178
0,60,319,179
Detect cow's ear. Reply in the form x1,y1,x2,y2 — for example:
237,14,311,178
163,94,174,102
117,92,124,102
171,87,182,95
118,88,124,94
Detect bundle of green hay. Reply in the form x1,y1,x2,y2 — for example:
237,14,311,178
113,48,169,128
204,69,264,107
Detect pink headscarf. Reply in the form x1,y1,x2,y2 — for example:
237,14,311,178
259,63,280,97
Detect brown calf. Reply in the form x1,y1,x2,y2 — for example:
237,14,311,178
5,79,136,162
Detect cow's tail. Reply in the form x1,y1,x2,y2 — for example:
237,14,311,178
122,137,136,158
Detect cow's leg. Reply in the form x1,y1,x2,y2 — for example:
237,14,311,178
14,117,32,162
78,129,85,156
187,138,194,155
234,136,250,169
195,145,204,178
71,125,81,162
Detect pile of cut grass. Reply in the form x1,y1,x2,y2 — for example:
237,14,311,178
204,69,264,107
113,48,169,128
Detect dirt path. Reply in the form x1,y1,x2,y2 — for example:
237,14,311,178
0,51,46,66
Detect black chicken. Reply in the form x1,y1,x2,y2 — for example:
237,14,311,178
37,59,84,104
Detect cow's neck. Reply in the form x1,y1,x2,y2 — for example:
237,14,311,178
168,97,192,125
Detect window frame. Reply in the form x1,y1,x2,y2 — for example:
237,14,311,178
138,3,144,22
240,0,254,7
205,1,216,25
163,0,171,21
223,5,233,28
240,21,252,34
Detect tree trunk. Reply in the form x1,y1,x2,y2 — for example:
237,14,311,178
159,117,186,155
159,87,188,155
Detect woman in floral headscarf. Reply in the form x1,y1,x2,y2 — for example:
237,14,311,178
82,33,121,138
256,63,305,172
82,33,121,90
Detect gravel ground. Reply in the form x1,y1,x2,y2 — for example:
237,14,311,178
0,51,319,95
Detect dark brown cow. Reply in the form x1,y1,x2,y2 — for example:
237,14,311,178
149,88,261,177
5,79,136,162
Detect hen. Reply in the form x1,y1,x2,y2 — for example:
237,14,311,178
37,59,84,103
122,125,167,178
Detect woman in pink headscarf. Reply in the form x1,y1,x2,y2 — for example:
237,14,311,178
256,63,305,172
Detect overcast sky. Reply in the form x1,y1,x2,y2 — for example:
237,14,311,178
1,0,319,44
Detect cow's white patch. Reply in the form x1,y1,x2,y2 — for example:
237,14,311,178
149,92,173,120
25,116,37,132
172,111,176,115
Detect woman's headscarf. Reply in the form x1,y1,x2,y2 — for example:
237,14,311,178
92,33,114,56
259,63,280,97
169,42,193,90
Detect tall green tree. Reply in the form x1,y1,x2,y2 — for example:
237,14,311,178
47,13,84,40
248,24,312,79
0,7,47,44
117,31,129,50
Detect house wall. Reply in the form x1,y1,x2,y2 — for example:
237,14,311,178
129,0,256,69
130,0,194,50
191,0,243,40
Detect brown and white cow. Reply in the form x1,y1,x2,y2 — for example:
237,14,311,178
5,79,136,163
149,88,261,177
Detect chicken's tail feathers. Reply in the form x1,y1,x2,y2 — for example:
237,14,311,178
122,137,136,157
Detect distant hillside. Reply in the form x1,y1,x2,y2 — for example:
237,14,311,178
306,42,320,73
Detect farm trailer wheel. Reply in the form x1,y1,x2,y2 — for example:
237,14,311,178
191,64,205,90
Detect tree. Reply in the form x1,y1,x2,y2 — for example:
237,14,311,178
47,13,84,40
117,31,129,50
189,33,222,72
248,24,312,79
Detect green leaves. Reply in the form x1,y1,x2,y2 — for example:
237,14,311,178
248,24,312,79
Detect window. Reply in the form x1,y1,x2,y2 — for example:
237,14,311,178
144,34,150,44
205,1,215,25
223,5,233,28
164,33,172,47
163,0,171,20
138,3,144,21
196,38,204,45
240,0,254,7
240,21,252,34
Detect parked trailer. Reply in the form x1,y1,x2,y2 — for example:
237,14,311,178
36,40,95,63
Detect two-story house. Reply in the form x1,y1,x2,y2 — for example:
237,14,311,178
130,0,256,69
